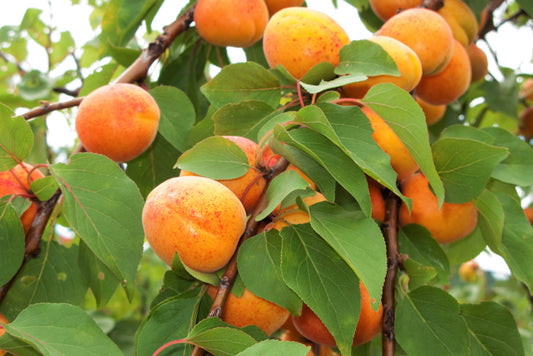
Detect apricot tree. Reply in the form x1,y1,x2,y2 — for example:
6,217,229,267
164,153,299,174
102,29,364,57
0,0,532,355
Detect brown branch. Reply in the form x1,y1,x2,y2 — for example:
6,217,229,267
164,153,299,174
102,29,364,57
22,98,83,120
191,157,290,356
381,190,402,356
477,0,505,40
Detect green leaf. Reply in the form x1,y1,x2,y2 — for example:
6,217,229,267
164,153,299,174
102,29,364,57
213,100,276,139
237,231,302,314
0,111,33,171
517,0,533,16
480,71,519,118
309,202,386,310
300,73,368,94
50,31,75,67
362,83,444,206
473,189,504,251
336,39,399,76
175,136,250,179
135,292,202,356
201,62,281,109
444,227,486,266
237,339,310,356
49,153,144,299
280,224,361,356
256,169,310,221
398,225,450,286
29,176,58,202
482,126,533,186
0,303,123,356
495,193,533,291
274,126,371,216
432,137,508,203
150,86,196,152
461,302,524,356
0,200,25,286
396,286,470,356
78,62,120,97
19,70,53,101
185,318,261,356
0,241,87,321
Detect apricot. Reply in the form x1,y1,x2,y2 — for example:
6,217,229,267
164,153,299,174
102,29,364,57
342,35,422,99
368,177,386,222
75,83,160,162
263,7,350,79
0,313,6,356
379,8,454,75
415,95,446,125
415,39,472,105
458,260,480,283
207,285,289,336
361,106,419,181
399,173,478,244
281,327,338,356
437,0,478,47
180,136,266,214
369,0,423,21
467,43,488,83
524,206,533,225
519,78,533,102
193,0,269,48
270,191,327,229
518,107,533,140
263,0,305,15
292,281,383,347
142,176,247,272
0,162,44,234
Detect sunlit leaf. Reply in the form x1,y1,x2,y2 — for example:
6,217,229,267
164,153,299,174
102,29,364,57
0,200,25,286
213,100,276,139
0,110,33,171
237,339,310,356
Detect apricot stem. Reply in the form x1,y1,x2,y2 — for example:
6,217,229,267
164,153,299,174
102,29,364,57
296,80,306,108
381,190,401,356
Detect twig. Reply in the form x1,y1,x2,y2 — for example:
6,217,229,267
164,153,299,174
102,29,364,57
22,98,83,120
381,190,401,356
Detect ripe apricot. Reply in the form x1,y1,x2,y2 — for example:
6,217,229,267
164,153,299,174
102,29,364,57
264,0,305,15
0,163,44,234
467,43,488,83
415,39,472,105
361,106,419,181
379,8,454,75
437,0,478,47
263,7,350,79
399,173,478,244
415,96,446,125
142,176,247,272
369,0,423,21
281,326,338,356
180,136,266,214
75,83,160,162
524,206,533,224
193,0,269,48
0,313,7,356
292,281,383,347
518,107,533,140
519,78,533,102
207,286,289,336
342,35,422,99
368,177,386,222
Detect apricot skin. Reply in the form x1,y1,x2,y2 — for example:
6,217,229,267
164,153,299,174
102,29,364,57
75,83,160,162
519,107,533,140
180,136,266,214
415,96,446,126
207,286,289,336
342,35,422,99
361,106,419,181
264,0,305,15
142,176,247,273
194,0,269,48
467,43,488,83
0,163,44,234
437,0,478,47
292,281,383,347
415,39,472,106
379,8,454,75
0,313,7,356
399,173,478,244
369,0,423,21
263,7,350,79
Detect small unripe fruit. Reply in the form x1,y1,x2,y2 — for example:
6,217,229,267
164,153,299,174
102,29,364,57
458,260,480,283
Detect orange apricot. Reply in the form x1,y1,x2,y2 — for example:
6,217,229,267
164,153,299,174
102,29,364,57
180,136,267,214
361,106,419,181
193,0,269,48
207,286,290,336
0,162,44,234
399,172,478,244
0,313,7,356
292,281,383,347
263,7,350,79
437,0,478,47
518,107,533,140
467,42,488,83
368,177,386,222
369,0,423,21
415,39,472,105
379,8,454,75
142,176,247,272
342,35,422,99
415,95,446,125
264,0,305,15
270,191,327,229
523,206,533,224
519,78,533,102
75,83,160,162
